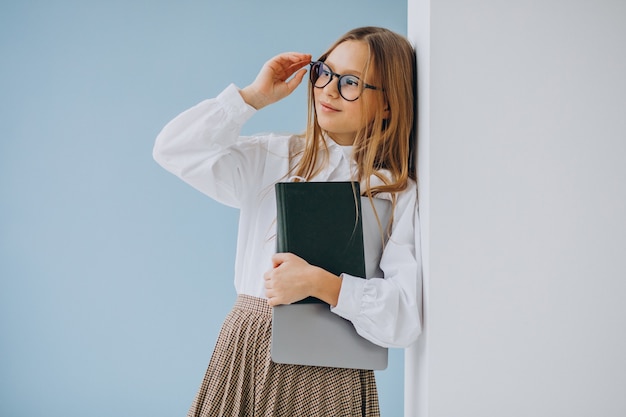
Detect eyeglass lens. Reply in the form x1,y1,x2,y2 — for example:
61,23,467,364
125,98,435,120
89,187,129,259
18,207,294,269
310,61,364,101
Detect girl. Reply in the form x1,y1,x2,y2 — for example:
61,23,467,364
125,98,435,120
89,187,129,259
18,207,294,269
154,26,422,417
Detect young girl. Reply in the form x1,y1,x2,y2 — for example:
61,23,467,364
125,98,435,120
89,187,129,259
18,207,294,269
154,26,422,417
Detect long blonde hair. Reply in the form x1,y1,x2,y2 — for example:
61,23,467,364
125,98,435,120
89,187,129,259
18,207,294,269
292,27,416,201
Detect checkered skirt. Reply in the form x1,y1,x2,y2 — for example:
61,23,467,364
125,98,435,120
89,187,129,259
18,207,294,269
187,294,380,417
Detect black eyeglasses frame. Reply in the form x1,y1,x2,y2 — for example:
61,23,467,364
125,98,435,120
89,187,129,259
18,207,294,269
309,61,382,102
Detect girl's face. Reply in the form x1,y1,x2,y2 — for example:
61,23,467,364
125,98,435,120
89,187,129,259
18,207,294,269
313,40,385,146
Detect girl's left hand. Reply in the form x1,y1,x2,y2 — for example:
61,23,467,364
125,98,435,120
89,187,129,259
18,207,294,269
264,253,316,307
264,252,343,307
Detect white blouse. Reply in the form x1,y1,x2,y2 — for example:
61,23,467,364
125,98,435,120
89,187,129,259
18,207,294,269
153,84,422,348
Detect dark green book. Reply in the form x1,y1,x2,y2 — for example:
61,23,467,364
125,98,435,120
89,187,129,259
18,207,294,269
275,181,366,304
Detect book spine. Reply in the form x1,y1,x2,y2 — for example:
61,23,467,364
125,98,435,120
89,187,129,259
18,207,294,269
275,183,289,253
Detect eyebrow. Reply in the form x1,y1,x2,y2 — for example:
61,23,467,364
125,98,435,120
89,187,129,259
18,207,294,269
323,60,364,77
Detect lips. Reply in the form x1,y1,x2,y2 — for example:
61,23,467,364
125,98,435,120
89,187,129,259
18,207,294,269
319,101,340,112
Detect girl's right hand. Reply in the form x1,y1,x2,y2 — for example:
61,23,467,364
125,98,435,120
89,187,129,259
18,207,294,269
240,52,312,110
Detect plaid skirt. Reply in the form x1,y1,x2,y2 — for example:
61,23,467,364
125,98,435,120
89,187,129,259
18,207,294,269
187,294,380,417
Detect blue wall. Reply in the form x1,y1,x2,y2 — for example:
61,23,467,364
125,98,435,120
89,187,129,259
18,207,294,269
0,1,407,416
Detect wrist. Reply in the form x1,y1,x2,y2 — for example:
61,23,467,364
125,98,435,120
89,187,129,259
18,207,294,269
239,86,268,110
309,266,342,307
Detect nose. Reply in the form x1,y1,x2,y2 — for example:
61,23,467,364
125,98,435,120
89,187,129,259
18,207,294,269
322,76,340,98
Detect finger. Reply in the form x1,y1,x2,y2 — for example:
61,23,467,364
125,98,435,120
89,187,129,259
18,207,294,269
268,294,287,307
269,53,311,79
266,291,286,307
284,55,312,70
275,52,311,65
271,252,289,267
267,296,278,307
285,68,308,93
272,252,298,267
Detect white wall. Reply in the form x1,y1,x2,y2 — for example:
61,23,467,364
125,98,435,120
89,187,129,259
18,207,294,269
408,1,626,416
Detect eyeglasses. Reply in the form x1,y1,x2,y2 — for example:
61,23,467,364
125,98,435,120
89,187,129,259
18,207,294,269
309,61,381,102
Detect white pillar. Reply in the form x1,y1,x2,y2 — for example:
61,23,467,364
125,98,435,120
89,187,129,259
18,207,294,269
406,0,431,416
407,1,626,416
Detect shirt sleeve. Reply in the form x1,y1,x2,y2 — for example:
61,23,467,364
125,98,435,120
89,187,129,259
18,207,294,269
152,84,262,208
331,185,423,348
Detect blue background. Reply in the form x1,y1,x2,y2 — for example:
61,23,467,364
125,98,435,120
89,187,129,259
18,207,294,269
0,1,407,416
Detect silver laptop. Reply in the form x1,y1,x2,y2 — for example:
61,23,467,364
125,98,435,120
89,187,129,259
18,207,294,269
271,197,391,370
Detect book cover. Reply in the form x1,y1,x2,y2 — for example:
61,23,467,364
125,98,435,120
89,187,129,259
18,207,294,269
275,181,366,304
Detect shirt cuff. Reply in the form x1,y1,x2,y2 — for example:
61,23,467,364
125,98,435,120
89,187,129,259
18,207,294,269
330,273,366,321
216,83,257,126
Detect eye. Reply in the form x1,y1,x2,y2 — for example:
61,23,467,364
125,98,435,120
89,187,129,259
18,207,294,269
314,63,331,78
319,68,331,78
342,76,360,88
